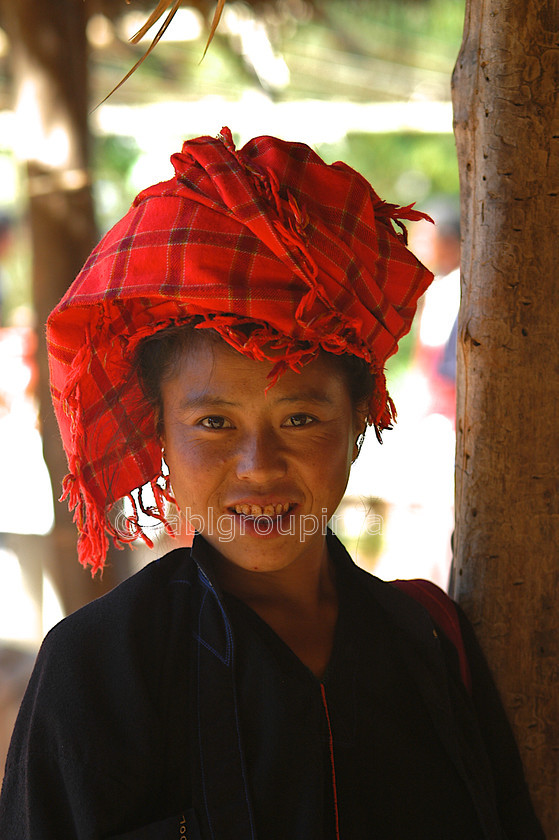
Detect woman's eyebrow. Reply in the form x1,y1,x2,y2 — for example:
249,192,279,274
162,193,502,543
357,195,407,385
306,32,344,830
177,393,241,411
177,390,334,410
273,390,335,406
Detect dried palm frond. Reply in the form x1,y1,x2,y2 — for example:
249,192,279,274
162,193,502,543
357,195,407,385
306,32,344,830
202,0,227,59
97,0,227,106
128,0,180,44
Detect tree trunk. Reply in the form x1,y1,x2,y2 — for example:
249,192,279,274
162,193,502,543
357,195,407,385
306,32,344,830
452,1,559,835
2,0,124,614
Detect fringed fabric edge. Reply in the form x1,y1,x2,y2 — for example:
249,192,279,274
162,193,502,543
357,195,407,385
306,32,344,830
61,469,178,576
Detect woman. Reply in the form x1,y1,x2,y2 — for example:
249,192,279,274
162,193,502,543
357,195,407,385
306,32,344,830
0,129,544,839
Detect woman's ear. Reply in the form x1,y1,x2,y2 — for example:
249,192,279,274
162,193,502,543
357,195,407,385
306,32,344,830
352,414,368,462
159,418,167,465
156,402,165,446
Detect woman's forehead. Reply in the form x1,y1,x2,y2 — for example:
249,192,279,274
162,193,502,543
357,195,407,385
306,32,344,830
164,335,350,406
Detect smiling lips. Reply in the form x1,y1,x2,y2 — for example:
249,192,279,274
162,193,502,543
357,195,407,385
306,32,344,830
233,502,292,517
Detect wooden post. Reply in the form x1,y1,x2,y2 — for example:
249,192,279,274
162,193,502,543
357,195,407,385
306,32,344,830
452,1,559,835
2,0,123,613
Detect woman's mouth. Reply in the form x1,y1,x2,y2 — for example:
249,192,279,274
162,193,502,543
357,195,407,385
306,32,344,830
233,502,292,517
227,502,297,536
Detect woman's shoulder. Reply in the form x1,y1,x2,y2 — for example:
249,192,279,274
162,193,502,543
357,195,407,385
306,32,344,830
328,531,447,626
41,546,196,662
0,549,198,837
17,546,198,750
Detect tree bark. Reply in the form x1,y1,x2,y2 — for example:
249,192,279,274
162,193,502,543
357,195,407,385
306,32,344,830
452,1,559,835
2,0,124,614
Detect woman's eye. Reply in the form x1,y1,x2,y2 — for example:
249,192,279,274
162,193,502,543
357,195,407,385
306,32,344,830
200,416,231,430
285,413,314,427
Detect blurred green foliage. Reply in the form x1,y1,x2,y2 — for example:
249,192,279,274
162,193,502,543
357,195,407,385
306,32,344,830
317,131,459,204
92,135,141,231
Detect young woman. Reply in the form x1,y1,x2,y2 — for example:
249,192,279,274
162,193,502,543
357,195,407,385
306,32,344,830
0,129,544,839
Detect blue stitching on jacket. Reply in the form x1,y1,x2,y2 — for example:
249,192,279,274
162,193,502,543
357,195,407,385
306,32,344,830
193,575,233,666
193,633,230,665
230,654,258,839
194,588,231,665
196,596,216,840
195,575,257,838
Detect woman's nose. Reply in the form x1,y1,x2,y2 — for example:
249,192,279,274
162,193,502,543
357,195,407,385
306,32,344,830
235,428,287,482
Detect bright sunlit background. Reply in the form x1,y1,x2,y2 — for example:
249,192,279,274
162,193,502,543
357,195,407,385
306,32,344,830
0,0,463,654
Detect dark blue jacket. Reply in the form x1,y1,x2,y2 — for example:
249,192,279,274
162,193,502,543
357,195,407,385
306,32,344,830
0,534,544,839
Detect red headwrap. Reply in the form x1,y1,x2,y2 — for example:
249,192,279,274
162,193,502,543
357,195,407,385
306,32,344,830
47,128,433,573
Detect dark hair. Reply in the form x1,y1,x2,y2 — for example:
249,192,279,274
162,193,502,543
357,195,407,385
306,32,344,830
135,321,375,436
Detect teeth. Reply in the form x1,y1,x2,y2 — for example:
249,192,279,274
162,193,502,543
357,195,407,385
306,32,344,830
234,502,291,517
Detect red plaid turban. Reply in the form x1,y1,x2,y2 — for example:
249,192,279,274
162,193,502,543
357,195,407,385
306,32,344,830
47,127,433,573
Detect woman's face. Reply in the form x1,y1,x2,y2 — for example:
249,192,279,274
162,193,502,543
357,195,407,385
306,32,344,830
161,336,362,574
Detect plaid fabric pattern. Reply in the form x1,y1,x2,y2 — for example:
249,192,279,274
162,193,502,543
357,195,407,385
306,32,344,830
47,127,434,572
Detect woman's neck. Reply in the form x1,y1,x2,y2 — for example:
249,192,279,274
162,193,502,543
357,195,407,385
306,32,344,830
212,540,336,613
210,540,339,679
